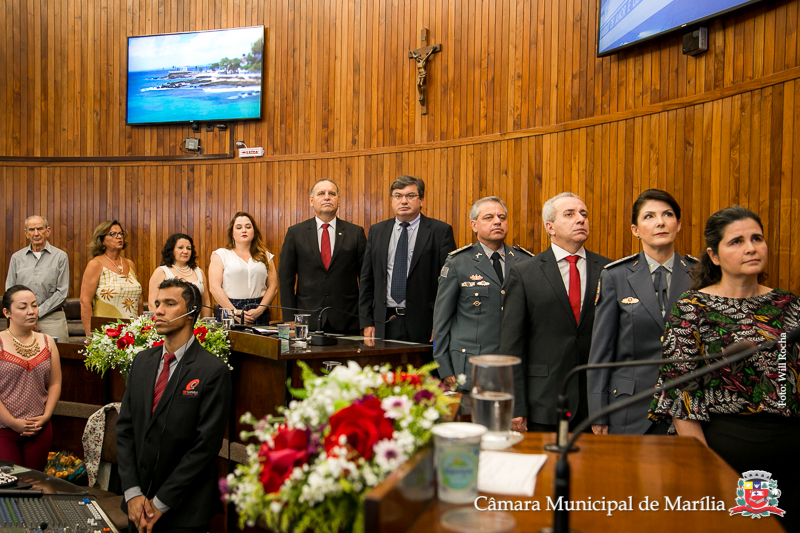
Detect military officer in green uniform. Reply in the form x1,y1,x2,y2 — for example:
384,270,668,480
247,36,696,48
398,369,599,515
432,196,534,391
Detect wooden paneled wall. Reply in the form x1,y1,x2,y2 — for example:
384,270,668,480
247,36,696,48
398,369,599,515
2,0,800,298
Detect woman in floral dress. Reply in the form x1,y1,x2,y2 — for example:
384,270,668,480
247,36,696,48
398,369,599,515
650,206,798,529
79,220,143,338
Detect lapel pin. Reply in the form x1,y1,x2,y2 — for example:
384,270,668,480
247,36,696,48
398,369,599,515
477,281,490,286
475,253,483,259
621,297,640,304
470,274,483,281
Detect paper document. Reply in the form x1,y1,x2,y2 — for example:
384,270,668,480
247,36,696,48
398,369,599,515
477,451,547,496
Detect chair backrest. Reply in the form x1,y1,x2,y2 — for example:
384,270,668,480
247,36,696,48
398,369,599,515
100,408,119,464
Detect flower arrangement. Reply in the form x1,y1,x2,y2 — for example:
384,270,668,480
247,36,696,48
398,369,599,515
222,361,462,533
82,316,231,380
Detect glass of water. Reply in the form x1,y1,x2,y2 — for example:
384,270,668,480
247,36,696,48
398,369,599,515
469,355,522,449
220,308,237,330
294,314,310,341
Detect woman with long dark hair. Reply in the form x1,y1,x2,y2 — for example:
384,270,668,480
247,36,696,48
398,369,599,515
650,206,799,530
208,212,278,326
148,233,212,318
588,189,696,435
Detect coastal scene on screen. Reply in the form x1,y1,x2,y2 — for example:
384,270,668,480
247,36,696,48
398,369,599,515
127,26,264,125
598,0,759,55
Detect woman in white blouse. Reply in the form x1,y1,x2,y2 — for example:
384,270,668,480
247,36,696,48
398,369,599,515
147,233,212,318
208,212,278,325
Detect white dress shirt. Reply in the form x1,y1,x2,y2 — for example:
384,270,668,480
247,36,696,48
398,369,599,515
315,216,337,255
386,214,421,308
551,243,587,308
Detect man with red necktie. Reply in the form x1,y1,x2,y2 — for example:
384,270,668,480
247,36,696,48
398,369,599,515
500,192,611,433
279,178,367,335
116,278,231,533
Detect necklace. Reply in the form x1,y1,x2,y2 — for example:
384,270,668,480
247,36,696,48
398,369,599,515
104,253,124,273
173,264,193,276
6,329,40,358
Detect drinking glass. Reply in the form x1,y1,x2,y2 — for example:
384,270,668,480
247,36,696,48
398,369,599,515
469,355,522,449
220,308,237,330
141,311,154,320
323,360,342,373
294,314,310,341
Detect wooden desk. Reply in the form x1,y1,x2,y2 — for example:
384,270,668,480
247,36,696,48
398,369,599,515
401,433,784,533
227,332,431,435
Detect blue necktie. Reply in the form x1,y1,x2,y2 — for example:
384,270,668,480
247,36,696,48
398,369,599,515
391,222,410,303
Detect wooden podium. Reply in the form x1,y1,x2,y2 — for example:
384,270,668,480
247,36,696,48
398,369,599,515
367,433,786,533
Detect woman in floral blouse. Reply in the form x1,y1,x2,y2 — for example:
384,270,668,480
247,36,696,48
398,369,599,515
650,206,798,528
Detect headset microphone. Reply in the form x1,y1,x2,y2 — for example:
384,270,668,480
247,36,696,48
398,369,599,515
165,310,196,323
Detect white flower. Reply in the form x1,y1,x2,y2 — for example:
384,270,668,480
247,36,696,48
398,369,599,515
423,407,439,421
381,396,412,419
269,501,282,514
373,439,408,471
457,373,467,385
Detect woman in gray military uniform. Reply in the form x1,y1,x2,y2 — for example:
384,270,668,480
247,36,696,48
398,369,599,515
587,189,696,435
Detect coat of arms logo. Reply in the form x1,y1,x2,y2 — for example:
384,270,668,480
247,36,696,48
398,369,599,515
729,470,785,519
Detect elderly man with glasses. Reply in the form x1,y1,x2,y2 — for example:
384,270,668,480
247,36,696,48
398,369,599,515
5,216,70,341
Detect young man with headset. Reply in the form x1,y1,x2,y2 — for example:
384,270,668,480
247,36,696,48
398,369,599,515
116,278,231,533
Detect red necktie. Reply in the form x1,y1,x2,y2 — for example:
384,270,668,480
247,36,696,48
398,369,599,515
321,223,331,270
565,255,581,323
152,353,176,413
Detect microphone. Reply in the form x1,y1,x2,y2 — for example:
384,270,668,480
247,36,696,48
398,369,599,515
165,310,195,323
542,327,800,533
545,348,751,453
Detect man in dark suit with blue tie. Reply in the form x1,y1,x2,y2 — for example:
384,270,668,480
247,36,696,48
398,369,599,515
500,192,611,433
116,279,231,533
279,178,367,334
359,176,456,351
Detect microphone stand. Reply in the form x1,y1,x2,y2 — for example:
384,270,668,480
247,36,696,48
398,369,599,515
544,349,755,453
310,306,399,346
539,328,799,533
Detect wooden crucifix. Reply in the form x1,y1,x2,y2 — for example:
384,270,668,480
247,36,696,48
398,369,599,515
409,28,441,115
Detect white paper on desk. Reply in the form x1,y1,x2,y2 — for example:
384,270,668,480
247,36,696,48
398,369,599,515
477,451,547,496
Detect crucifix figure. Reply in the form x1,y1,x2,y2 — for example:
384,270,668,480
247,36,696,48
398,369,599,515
409,38,441,115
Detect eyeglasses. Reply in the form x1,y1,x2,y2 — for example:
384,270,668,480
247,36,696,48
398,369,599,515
391,193,419,200
106,231,126,238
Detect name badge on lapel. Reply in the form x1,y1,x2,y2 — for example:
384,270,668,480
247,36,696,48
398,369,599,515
183,378,200,396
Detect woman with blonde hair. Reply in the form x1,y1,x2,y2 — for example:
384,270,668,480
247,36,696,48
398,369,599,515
79,220,143,338
208,212,278,326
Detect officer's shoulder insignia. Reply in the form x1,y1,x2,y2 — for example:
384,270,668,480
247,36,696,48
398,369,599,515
604,253,638,269
512,244,535,257
449,244,472,256
684,254,699,263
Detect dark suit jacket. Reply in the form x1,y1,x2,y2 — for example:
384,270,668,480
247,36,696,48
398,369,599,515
116,340,231,529
587,251,695,434
500,246,611,425
278,217,367,332
359,214,456,343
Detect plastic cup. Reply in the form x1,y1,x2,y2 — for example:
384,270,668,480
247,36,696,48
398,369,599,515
277,323,291,340
431,422,487,504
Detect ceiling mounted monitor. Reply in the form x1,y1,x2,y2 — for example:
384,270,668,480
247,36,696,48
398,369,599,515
126,26,265,125
597,0,764,57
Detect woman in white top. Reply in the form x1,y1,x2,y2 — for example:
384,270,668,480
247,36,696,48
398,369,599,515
209,212,278,326
148,233,212,318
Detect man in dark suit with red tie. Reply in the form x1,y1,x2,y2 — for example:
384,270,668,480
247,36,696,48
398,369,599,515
279,178,367,334
500,192,611,433
116,279,231,533
359,175,456,350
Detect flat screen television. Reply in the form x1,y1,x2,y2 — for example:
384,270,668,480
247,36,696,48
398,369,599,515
598,0,764,57
126,26,265,125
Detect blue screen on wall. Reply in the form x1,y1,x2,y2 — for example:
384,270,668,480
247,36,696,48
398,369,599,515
598,0,763,57
126,26,265,125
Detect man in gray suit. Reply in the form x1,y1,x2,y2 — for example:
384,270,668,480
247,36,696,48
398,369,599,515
501,192,611,433
432,197,534,391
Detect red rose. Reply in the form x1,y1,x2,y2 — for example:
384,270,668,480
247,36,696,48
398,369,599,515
258,427,309,493
141,325,152,332
106,326,122,339
153,340,164,347
382,372,422,387
116,332,135,349
323,397,394,460
193,326,209,342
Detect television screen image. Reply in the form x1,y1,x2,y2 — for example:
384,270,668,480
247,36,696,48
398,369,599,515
598,0,761,56
127,26,264,125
